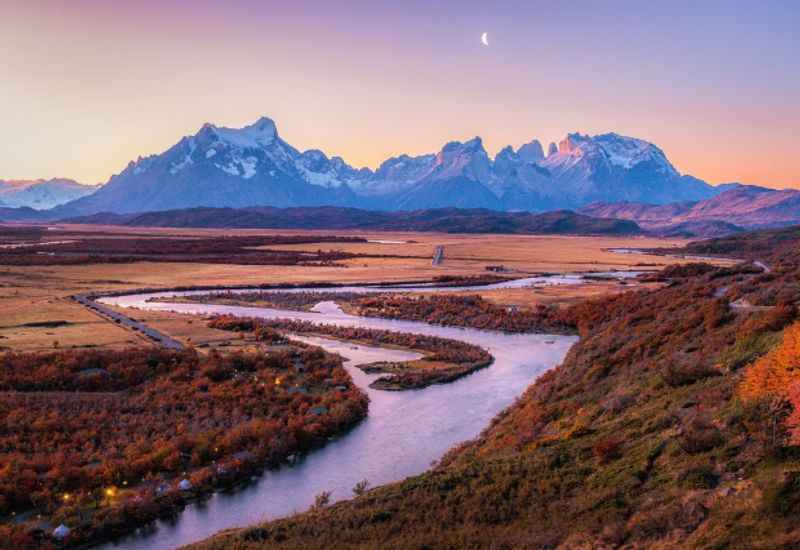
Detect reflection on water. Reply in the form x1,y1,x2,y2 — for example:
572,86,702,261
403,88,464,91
98,284,577,550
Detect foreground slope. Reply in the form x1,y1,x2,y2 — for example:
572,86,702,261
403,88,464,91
193,228,800,549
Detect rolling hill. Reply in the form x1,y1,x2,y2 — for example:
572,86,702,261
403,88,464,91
64,207,643,236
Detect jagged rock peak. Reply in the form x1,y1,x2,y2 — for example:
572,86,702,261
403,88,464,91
517,140,544,163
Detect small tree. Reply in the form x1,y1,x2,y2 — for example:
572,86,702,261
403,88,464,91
352,479,369,496
311,490,331,511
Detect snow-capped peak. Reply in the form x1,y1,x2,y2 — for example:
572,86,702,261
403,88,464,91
547,132,677,176
205,116,278,149
516,139,544,163
592,133,677,175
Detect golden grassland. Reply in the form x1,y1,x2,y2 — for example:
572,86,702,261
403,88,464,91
0,228,733,351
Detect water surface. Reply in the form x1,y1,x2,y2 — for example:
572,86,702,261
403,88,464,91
98,282,577,549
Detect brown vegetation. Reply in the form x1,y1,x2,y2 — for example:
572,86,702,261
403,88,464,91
355,293,577,334
168,289,580,335
191,228,800,550
208,316,493,390
0,231,375,266
0,345,367,547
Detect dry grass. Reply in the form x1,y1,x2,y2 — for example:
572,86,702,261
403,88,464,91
117,308,266,352
455,280,662,310
0,229,732,351
261,233,716,273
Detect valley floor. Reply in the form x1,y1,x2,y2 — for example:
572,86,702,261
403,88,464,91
187,228,800,550
0,226,716,352
1,225,752,548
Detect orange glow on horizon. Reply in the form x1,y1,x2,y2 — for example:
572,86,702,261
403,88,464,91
1,1,798,189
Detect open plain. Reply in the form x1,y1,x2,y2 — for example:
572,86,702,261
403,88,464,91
0,224,730,352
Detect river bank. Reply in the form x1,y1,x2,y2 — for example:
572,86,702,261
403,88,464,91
90,286,576,550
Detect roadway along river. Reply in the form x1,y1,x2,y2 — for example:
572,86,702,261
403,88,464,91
98,282,579,550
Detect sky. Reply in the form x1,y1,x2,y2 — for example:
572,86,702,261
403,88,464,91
1,0,798,188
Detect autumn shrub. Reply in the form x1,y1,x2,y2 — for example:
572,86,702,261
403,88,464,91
209,315,493,389
719,331,780,372
0,344,368,546
604,393,635,413
592,437,622,463
660,360,720,388
739,322,800,401
679,415,723,454
703,299,734,331
761,470,800,516
354,293,578,334
0,234,372,266
679,464,719,489
739,396,793,455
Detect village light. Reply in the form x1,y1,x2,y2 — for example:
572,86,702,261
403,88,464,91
105,487,115,497
63,493,71,501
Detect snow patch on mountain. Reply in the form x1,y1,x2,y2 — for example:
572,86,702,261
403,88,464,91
0,178,97,209
209,117,278,149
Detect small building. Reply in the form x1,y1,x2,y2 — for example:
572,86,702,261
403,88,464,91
309,406,328,416
485,265,507,272
53,524,71,540
178,479,192,491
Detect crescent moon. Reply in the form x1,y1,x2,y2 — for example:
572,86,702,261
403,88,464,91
481,32,489,46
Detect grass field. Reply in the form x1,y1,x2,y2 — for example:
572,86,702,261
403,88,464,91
0,226,733,351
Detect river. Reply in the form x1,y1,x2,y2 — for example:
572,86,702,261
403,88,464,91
96,277,584,549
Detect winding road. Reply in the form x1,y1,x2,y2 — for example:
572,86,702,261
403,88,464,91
71,293,183,350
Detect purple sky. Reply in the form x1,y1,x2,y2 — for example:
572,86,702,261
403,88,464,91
2,0,798,187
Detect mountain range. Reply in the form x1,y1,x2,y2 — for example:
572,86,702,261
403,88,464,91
0,178,96,210
2,116,799,237
580,185,800,235
52,116,721,216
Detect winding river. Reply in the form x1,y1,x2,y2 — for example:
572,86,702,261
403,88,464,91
96,276,592,549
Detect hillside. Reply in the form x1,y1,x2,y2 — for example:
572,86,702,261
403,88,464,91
0,206,52,222
683,224,800,263
581,185,800,234
63,207,642,235
192,230,800,549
